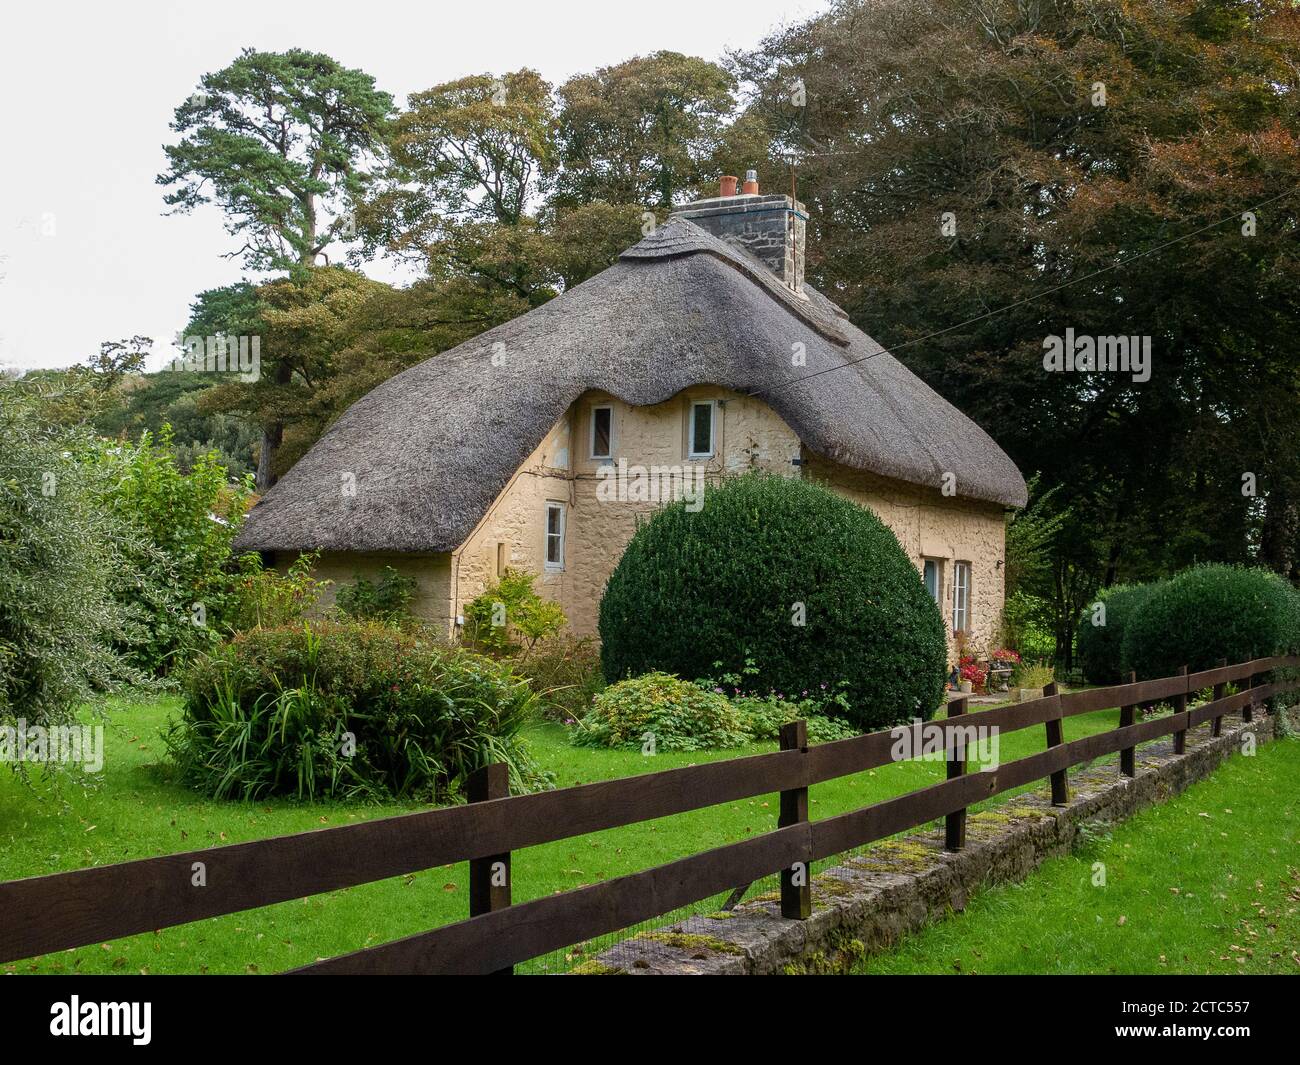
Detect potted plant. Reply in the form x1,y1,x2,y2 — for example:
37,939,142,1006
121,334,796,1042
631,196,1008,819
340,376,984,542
958,655,986,695
1012,661,1055,702
989,648,1020,691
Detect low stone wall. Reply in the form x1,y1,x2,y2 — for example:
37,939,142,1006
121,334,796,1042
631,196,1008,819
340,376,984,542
583,710,1288,975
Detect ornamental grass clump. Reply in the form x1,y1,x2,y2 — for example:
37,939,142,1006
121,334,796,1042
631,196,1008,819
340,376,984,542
169,620,543,801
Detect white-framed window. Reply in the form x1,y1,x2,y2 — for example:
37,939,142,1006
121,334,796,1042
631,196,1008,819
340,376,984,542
688,400,715,458
952,561,972,633
589,404,613,461
544,502,566,570
923,558,942,605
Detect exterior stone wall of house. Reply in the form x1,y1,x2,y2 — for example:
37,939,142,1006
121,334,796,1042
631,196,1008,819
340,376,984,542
803,456,1007,656
452,416,574,635
280,550,454,630
289,388,1010,656
447,386,1009,657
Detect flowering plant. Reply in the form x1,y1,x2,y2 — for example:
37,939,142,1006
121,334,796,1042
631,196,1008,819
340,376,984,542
958,655,987,691
991,648,1021,665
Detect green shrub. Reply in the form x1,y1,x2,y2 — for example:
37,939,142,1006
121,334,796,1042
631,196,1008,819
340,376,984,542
1120,565,1300,680
1076,582,1158,685
463,569,567,655
226,551,329,631
510,635,605,722
169,620,544,801
571,672,748,752
999,590,1055,661
0,385,143,727
729,695,858,744
334,565,416,623
697,657,857,742
102,424,252,674
599,473,947,731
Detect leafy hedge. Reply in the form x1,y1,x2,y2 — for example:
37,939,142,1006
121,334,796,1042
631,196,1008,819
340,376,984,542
1077,582,1159,685
571,672,858,751
599,473,947,731
1120,565,1300,680
571,672,748,752
169,621,543,801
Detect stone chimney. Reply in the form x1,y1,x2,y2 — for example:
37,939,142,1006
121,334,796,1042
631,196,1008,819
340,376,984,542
670,170,807,295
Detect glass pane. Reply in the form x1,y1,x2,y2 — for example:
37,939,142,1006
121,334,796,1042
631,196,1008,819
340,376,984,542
923,560,938,600
691,403,712,454
547,506,561,535
592,408,611,457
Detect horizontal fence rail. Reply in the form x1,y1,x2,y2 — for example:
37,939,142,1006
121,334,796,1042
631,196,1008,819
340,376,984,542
2,655,1297,973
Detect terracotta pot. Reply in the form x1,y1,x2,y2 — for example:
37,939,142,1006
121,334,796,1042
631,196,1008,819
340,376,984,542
719,175,738,197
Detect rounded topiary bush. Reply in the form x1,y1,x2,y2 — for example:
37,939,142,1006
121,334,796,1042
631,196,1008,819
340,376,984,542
599,473,947,730
1120,564,1300,680
1076,582,1158,685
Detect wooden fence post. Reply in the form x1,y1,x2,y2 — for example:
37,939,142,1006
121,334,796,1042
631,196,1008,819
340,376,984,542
1043,681,1068,806
778,720,811,920
1172,665,1189,755
1211,658,1227,738
945,695,969,851
1244,673,1257,723
1119,671,1137,778
468,762,513,975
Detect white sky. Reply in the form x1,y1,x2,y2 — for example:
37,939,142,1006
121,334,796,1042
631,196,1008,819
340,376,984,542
0,0,825,372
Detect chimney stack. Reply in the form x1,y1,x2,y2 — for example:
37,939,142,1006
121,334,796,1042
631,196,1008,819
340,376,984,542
673,169,806,295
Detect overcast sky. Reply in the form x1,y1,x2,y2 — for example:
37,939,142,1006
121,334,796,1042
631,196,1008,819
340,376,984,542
0,0,825,373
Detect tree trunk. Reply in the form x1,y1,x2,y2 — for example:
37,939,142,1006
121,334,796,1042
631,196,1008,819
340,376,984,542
255,358,294,491
255,422,283,492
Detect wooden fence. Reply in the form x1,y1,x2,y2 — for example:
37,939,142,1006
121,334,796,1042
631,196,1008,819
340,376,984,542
2,655,1296,975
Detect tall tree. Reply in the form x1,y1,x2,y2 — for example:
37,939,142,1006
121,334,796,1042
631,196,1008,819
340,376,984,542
738,0,1300,657
159,49,392,486
358,70,554,268
552,52,736,209
196,267,391,479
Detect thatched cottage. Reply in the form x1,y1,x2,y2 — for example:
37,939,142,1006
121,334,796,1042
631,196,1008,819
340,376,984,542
234,175,1027,652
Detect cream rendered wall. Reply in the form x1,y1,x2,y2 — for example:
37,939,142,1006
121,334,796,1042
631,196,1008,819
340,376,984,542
449,386,801,638
450,386,1009,657
452,415,574,621
280,550,454,633
801,456,1007,656
285,387,1009,657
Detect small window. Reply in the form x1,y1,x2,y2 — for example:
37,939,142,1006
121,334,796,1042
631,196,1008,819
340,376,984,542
952,561,972,633
590,405,612,461
688,401,715,458
545,502,565,569
923,559,941,604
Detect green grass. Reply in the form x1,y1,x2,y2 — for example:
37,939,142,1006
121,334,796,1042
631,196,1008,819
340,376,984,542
858,734,1300,975
0,692,1212,974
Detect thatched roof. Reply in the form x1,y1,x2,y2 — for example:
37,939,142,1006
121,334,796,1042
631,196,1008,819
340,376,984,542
234,219,1027,554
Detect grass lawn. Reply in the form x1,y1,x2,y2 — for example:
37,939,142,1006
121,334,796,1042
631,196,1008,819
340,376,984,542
0,691,1246,974
857,733,1300,975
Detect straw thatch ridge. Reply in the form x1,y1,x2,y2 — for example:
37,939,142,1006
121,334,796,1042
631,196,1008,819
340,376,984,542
234,219,1027,554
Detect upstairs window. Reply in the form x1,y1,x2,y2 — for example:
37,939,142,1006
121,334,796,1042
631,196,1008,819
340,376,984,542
590,405,612,461
545,502,565,570
952,561,972,633
689,401,715,458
